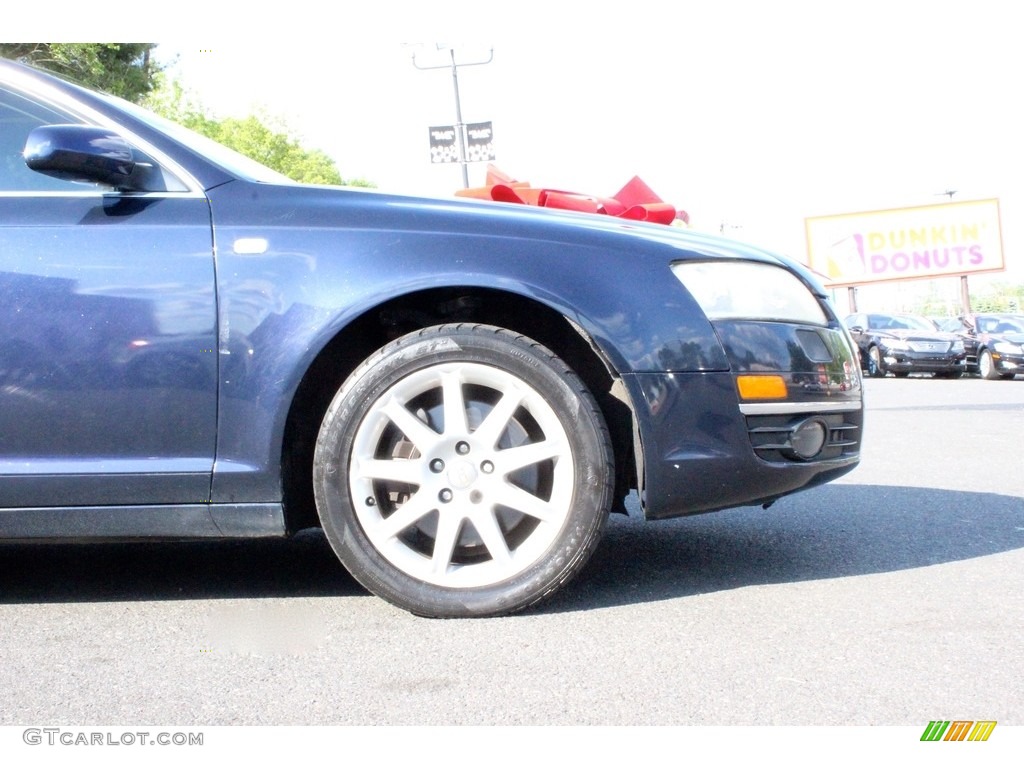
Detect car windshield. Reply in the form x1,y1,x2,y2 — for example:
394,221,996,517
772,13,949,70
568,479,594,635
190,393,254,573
930,317,961,332
869,314,935,331
979,316,1024,334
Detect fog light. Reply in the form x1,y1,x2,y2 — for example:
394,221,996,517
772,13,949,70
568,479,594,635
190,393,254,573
789,418,828,459
737,375,787,400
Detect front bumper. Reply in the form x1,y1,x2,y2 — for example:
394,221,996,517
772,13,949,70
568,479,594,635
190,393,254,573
882,349,966,374
623,370,862,520
622,316,863,520
991,351,1024,375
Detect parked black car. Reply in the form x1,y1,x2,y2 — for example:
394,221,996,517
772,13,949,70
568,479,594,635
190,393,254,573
844,312,967,378
950,313,1024,379
0,58,863,617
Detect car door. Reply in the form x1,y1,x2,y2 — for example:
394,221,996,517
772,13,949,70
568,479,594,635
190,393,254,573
0,82,218,511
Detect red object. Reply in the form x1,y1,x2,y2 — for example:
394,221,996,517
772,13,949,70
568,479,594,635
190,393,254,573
456,165,685,226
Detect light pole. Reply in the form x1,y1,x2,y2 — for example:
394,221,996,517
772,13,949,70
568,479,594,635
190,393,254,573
413,45,493,189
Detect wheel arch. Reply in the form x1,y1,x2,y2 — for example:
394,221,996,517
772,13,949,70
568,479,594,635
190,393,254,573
279,286,638,533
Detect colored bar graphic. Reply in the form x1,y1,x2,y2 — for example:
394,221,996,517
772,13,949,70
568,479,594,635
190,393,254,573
968,721,997,742
945,721,974,741
921,721,950,741
920,720,996,742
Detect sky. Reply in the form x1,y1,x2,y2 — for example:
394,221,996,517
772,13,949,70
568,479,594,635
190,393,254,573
13,0,1024,310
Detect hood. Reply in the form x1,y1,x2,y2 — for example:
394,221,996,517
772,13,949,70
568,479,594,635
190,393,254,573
237,180,823,283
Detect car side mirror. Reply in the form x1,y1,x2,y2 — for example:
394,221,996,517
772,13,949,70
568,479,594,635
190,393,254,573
23,124,136,189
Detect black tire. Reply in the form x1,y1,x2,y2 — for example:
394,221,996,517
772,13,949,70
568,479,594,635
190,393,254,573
868,346,886,378
313,324,614,618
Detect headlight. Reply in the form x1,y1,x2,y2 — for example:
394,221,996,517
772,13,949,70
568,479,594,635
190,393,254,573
671,261,827,324
994,342,1022,354
884,339,910,352
952,340,965,352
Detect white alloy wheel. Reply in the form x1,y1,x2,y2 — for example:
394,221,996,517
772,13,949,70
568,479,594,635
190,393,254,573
350,361,574,588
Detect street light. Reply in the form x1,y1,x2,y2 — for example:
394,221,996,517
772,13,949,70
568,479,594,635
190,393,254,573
412,44,493,188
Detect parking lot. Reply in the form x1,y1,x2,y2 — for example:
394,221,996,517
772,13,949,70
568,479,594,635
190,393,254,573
1,376,1022,726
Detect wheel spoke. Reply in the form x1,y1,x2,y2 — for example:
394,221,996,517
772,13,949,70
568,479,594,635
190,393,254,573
355,457,423,485
497,438,564,472
470,509,513,565
498,482,562,523
375,491,435,540
381,397,441,451
473,389,524,448
430,511,463,576
440,369,469,436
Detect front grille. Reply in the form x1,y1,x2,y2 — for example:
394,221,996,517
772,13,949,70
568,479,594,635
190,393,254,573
746,411,861,463
907,341,951,353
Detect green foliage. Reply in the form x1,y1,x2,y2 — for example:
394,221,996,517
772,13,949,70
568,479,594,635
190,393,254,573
2,45,373,187
971,283,1024,313
208,115,345,186
909,280,1024,317
0,43,161,102
146,81,373,187
913,296,958,318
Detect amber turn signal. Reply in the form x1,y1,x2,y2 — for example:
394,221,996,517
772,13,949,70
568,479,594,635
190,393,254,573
736,375,788,400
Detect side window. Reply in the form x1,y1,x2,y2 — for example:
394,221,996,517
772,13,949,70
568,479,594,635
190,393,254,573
0,85,97,192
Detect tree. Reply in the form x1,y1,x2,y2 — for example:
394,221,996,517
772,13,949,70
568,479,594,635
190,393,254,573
205,115,348,186
0,43,161,103
971,282,1024,314
146,81,373,187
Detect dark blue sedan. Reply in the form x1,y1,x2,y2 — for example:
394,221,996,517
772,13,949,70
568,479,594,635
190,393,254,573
0,59,863,616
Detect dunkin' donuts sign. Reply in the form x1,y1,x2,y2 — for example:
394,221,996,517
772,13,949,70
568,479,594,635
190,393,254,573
805,199,1004,286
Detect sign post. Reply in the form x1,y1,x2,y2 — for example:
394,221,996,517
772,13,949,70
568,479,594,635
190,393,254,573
413,46,494,188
